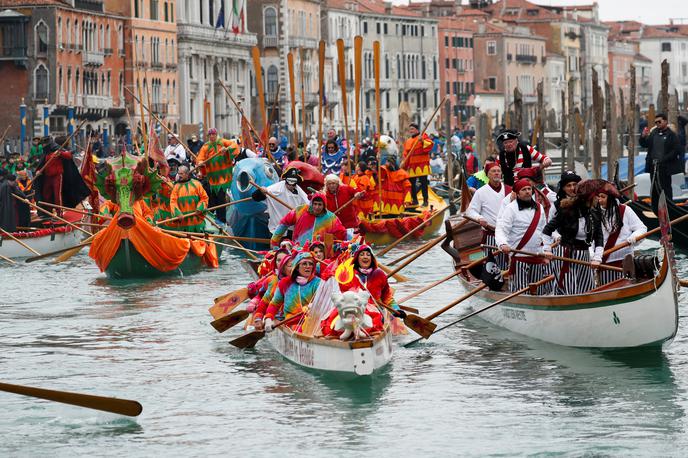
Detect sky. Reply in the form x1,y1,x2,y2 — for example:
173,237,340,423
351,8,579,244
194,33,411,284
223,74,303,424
392,0,688,25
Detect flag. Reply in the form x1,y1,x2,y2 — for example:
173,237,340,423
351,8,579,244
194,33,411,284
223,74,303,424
480,252,505,291
215,2,225,29
335,258,355,285
230,0,244,34
241,116,256,153
147,123,169,176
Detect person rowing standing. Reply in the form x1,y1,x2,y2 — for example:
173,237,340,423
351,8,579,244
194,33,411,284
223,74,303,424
495,129,552,187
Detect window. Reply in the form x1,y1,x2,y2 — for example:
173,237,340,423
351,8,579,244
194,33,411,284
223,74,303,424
661,42,671,52
386,91,390,109
36,21,48,55
376,22,380,34
267,65,278,95
421,56,426,79
446,81,450,94
208,0,213,26
264,7,277,36
35,64,49,99
487,41,496,55
445,36,449,47
421,26,424,36
363,21,368,34
57,18,62,48
150,0,159,20
486,77,496,90
164,2,168,21
170,5,174,22
188,57,194,78
453,81,458,95
445,58,449,69
384,23,388,34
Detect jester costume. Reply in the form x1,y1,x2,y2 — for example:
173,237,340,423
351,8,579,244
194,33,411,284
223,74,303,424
374,166,411,215
265,252,322,324
402,131,433,206
351,170,376,217
270,193,347,248
170,177,209,233
196,135,238,223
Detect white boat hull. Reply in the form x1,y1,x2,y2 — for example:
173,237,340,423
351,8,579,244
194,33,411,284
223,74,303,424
268,326,393,376
0,229,82,258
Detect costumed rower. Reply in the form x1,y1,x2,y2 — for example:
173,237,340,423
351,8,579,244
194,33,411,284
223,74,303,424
324,174,364,231
351,162,376,217
0,170,26,232
322,139,346,175
402,123,434,207
495,129,552,186
169,165,209,233
267,137,288,171
262,251,322,331
595,181,647,285
195,128,238,223
252,251,293,330
542,176,603,295
270,192,347,248
466,155,497,192
496,178,552,295
465,162,510,267
252,167,309,234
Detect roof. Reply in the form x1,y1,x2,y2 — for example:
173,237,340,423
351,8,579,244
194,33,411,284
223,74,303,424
353,0,426,18
634,53,652,63
483,0,563,23
642,24,688,39
0,0,68,6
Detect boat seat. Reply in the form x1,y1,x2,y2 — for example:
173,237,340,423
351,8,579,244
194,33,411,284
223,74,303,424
589,277,631,292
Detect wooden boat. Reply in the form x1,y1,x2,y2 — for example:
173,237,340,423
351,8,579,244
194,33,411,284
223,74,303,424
441,218,679,350
625,197,688,249
0,225,82,259
267,325,393,377
104,238,224,279
361,188,445,246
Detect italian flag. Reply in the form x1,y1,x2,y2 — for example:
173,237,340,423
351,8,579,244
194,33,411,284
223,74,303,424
230,0,244,34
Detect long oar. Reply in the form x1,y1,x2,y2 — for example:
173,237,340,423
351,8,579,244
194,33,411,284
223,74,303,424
204,217,259,261
359,282,436,338
405,275,555,347
249,178,294,210
336,38,351,172
25,239,94,263
400,96,448,170
287,52,298,144
398,268,463,305
378,263,410,283
603,212,688,257
385,232,445,278
155,197,252,226
209,287,249,320
38,202,110,221
317,39,325,168
210,310,251,333
377,205,448,257
13,195,92,237
334,195,358,215
0,253,16,264
484,245,623,272
0,227,41,256
353,35,363,162
0,381,142,417
229,313,305,349
387,233,445,266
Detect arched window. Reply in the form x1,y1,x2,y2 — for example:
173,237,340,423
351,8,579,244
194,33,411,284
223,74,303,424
164,2,169,22
267,65,278,95
264,7,277,36
35,21,48,56
67,67,72,103
58,67,63,100
66,19,71,47
117,25,123,53
57,18,62,48
35,64,49,99
74,20,79,49
106,24,110,50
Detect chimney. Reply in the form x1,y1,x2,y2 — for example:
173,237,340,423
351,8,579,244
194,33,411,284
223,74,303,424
385,2,393,15
455,0,463,15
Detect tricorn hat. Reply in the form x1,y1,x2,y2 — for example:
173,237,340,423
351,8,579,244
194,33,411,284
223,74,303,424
496,129,521,142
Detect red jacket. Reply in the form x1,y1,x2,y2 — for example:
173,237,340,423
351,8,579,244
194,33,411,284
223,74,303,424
325,184,359,229
44,150,73,177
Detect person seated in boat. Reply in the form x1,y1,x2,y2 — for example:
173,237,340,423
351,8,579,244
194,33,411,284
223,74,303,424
466,162,510,267
542,177,604,295
496,179,552,295
309,240,330,273
466,156,497,193
270,193,347,248
338,161,354,187
14,169,32,228
324,174,364,232
252,251,293,330
0,171,27,232
322,139,346,175
351,162,376,218
500,167,556,221
594,182,647,285
262,251,321,332
321,244,402,338
252,167,309,235
169,166,209,233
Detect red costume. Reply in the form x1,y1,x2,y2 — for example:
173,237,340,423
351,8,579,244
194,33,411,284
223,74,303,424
42,149,73,208
325,184,359,229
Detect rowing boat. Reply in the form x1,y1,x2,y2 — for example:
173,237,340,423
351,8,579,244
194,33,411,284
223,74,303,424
267,325,393,377
441,217,679,350
625,197,688,249
0,225,81,259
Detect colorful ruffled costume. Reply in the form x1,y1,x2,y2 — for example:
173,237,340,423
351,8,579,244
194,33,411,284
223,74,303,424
270,193,347,248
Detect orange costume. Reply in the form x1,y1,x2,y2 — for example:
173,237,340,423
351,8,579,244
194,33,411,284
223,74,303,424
196,138,239,193
351,171,376,216
170,178,209,233
402,133,433,178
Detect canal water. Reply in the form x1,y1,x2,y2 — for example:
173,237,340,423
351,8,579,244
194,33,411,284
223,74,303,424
1,238,687,456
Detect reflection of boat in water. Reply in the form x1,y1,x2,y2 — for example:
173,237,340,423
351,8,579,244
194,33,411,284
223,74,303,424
442,217,679,350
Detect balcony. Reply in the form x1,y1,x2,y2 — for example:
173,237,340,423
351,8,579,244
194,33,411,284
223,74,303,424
83,50,104,66
263,35,278,48
515,54,538,64
176,23,257,47
83,94,111,110
166,62,177,70
119,48,125,57
507,53,512,61
288,36,318,49
103,47,112,55
151,61,163,70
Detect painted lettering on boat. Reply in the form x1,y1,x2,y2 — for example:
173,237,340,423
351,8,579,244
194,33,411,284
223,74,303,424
502,308,526,321
277,332,314,367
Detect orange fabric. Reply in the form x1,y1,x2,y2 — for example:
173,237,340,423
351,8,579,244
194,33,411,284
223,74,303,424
360,210,432,238
374,166,411,215
352,172,376,215
402,134,433,178
202,242,219,268
89,212,192,272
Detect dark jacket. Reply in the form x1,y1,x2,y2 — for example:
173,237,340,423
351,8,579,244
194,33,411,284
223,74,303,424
640,127,683,176
543,200,603,248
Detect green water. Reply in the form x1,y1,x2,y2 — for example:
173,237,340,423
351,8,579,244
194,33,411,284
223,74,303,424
1,240,687,456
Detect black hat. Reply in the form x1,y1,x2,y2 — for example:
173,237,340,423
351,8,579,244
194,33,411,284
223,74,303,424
54,135,68,146
559,170,582,188
40,135,53,145
409,123,420,130
281,167,303,183
496,129,521,142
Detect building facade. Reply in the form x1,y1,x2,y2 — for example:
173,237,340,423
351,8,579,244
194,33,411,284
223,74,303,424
0,1,126,153
176,0,256,139
640,24,688,108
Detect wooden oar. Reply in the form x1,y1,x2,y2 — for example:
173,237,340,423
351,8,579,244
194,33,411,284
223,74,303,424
334,195,358,215
0,253,16,264
0,381,142,417
483,245,624,272
603,212,688,257
155,197,252,226
359,282,436,338
204,217,260,261
384,232,444,278
229,313,304,349
387,233,444,266
400,96,448,170
398,268,463,305
26,238,94,263
210,309,251,333
0,227,41,256
13,195,92,237
249,178,294,210
405,275,555,347
209,287,249,320
209,234,271,244
461,214,496,232
38,202,112,221
376,205,449,257
378,263,410,283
